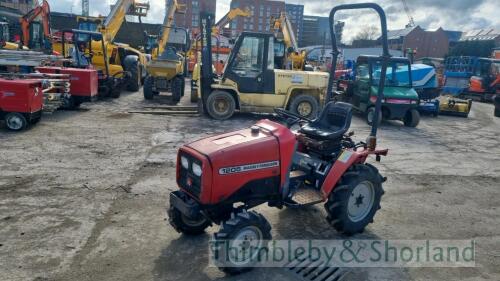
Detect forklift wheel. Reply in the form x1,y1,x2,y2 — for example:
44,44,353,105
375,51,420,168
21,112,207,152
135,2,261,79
325,164,384,235
289,94,319,119
168,206,210,235
212,210,271,274
206,90,236,120
403,109,420,127
4,112,28,131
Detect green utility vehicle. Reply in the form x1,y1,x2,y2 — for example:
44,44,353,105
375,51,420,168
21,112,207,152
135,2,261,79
337,56,421,127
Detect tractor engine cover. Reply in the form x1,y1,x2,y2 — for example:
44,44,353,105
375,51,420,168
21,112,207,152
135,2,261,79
177,120,296,205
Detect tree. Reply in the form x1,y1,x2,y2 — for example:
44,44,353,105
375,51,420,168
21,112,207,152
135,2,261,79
353,25,380,41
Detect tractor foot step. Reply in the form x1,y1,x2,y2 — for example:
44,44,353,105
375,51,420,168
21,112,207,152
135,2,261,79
287,187,324,207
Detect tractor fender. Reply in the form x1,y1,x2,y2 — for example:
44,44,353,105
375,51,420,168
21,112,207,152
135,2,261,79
320,148,388,198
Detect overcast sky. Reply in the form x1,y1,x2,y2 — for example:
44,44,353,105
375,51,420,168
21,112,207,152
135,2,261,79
49,0,499,42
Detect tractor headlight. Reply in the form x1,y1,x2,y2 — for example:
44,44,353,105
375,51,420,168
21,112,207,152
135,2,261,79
181,156,189,169
192,163,202,177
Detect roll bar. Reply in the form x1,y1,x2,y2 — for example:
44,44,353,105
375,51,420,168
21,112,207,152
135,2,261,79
328,3,390,150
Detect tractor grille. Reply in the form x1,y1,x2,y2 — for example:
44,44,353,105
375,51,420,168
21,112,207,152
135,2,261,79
179,153,202,199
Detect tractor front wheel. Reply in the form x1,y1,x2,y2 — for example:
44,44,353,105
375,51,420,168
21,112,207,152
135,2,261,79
211,210,271,275
325,164,384,235
4,112,28,131
206,90,236,120
403,109,420,127
168,206,210,235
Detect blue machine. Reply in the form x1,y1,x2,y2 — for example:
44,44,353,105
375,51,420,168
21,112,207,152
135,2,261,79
396,63,440,116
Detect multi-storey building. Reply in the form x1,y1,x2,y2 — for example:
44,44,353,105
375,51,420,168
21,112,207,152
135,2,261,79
174,0,216,36
301,15,344,47
229,0,285,37
285,3,303,46
0,0,35,14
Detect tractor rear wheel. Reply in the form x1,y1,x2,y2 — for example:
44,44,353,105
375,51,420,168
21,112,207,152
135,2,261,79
211,210,271,275
171,76,184,104
168,206,210,235
4,112,27,131
289,94,319,119
403,109,420,127
143,76,157,100
325,164,384,235
206,90,236,120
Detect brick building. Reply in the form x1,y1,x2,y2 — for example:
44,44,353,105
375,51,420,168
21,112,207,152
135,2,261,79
0,0,35,14
174,0,216,36
385,26,450,59
229,0,285,37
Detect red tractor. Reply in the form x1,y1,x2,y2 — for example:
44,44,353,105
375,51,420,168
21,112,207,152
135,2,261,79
168,3,391,273
0,78,43,131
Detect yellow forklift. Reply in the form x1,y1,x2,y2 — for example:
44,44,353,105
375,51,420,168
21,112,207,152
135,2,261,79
197,12,329,120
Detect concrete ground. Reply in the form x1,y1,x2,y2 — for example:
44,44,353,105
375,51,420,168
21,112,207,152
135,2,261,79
1,85,499,281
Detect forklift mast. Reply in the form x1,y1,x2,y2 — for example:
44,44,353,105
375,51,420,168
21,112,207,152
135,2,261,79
328,3,390,149
199,12,214,111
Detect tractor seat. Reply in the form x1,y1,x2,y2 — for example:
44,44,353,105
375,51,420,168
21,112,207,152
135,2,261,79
299,102,353,141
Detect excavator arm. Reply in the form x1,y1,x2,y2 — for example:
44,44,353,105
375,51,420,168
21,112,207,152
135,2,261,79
271,12,305,70
155,0,185,56
213,7,250,35
20,0,51,49
100,0,149,42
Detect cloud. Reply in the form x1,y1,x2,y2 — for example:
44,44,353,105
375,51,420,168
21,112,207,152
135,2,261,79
48,0,499,42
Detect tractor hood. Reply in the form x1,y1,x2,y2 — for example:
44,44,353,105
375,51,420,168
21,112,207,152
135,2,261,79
370,86,419,100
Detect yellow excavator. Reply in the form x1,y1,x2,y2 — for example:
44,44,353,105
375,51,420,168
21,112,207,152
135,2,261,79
54,0,150,92
143,0,189,103
270,11,307,71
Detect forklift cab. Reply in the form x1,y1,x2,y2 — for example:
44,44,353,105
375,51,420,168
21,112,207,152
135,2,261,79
223,32,275,93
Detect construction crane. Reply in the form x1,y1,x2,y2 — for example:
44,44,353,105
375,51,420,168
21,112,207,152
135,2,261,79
401,0,415,28
20,0,52,50
270,12,306,70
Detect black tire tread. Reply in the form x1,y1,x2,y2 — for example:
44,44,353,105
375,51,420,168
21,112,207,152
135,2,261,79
167,206,210,235
212,210,271,275
324,164,384,235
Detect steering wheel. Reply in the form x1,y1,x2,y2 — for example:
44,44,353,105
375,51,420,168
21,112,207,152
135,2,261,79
274,108,312,128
